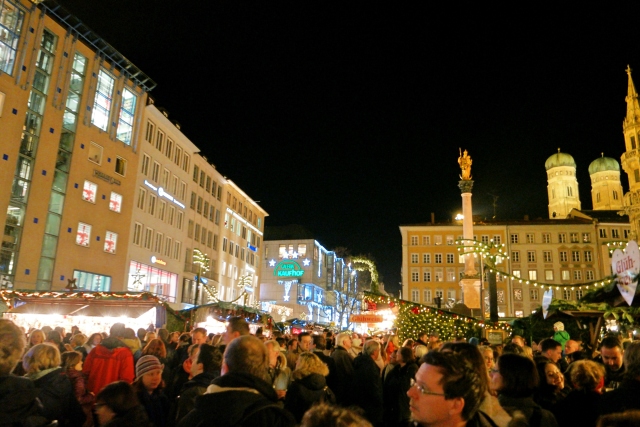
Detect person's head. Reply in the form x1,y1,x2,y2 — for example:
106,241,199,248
540,338,562,363
536,359,564,391
287,338,299,352
88,332,103,347
109,323,127,339
0,319,26,375
144,331,157,343
222,334,268,379
191,343,222,377
398,346,414,366
440,342,490,397
478,345,495,371
137,328,148,342
29,329,45,347
407,350,482,424
403,338,415,348
336,332,352,350
418,331,428,342
46,330,62,345
502,342,525,356
157,328,169,343
568,359,605,392
312,334,327,351
300,402,372,427
61,350,83,371
70,333,87,349
414,344,429,361
553,322,564,332
264,339,284,367
596,409,640,427
491,353,539,397
428,332,439,343
142,338,167,359
622,341,640,379
22,343,61,374
298,332,313,352
135,355,164,392
362,339,381,360
94,381,140,426
191,327,208,345
293,351,329,380
601,336,624,372
510,335,525,348
565,339,580,355
224,317,249,344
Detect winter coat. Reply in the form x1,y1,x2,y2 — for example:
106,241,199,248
383,361,418,427
498,395,558,427
0,374,48,427
599,378,640,416
283,373,334,423
82,337,134,395
330,346,354,406
28,367,86,427
135,386,170,427
312,350,338,395
102,404,153,427
174,371,219,423
177,372,295,427
553,388,601,427
351,353,384,427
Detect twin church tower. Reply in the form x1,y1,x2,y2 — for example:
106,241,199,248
546,65,640,237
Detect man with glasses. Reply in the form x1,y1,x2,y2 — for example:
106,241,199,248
407,351,495,427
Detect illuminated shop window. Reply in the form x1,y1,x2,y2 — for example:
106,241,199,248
73,270,111,291
127,261,177,302
76,222,91,247
109,192,122,213
82,180,97,203
104,231,117,253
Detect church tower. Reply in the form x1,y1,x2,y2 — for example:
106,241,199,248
546,149,581,219
620,65,640,238
589,154,624,210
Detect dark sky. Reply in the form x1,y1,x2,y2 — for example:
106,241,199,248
52,1,640,295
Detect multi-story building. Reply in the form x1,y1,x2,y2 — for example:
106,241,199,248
260,235,359,327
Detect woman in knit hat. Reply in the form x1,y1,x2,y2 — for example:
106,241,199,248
132,355,170,427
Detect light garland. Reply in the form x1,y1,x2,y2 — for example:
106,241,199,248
351,257,379,291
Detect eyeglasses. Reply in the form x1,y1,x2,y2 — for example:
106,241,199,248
410,379,446,396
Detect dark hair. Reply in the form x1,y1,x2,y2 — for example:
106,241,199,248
600,335,623,351
298,332,311,342
197,343,222,373
497,353,539,398
501,342,525,356
423,350,482,421
191,327,207,336
61,351,82,370
540,338,561,353
227,317,249,336
96,381,140,416
46,330,62,345
440,342,489,397
109,323,126,338
398,346,414,363
313,335,327,350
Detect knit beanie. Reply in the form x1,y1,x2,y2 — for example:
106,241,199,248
136,355,163,379
554,322,564,331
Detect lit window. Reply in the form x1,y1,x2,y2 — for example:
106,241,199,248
88,142,103,164
104,231,117,253
82,180,97,203
116,88,136,145
545,270,554,280
115,157,126,176
528,270,537,280
76,222,91,247
91,70,115,131
109,192,122,213
0,2,25,75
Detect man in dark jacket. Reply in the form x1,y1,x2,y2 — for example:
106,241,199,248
311,335,338,394
384,346,419,427
177,335,295,427
330,332,354,407
351,339,384,427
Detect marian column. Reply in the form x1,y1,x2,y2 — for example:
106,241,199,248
458,149,482,313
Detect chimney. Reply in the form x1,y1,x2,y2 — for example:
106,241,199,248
431,212,435,224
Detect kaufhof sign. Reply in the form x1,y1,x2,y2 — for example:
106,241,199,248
273,260,305,277
611,240,640,306
350,314,384,323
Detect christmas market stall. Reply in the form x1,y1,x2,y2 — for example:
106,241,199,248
363,292,511,343
180,301,275,336
0,290,177,336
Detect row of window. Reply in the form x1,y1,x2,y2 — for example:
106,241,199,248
225,191,260,226
410,268,482,283
221,237,256,266
136,187,184,230
187,220,219,251
192,165,223,201
409,288,506,305
411,253,458,264
87,142,127,176
519,288,583,301
132,222,182,260
190,191,221,224
512,269,595,282
145,121,190,173
511,249,593,263
82,181,123,212
75,222,118,253
141,153,188,201
409,235,460,246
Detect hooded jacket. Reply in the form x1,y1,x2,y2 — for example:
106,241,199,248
177,372,295,427
82,337,134,395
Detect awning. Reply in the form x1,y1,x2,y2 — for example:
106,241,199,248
75,304,154,318
9,302,89,315
8,301,157,319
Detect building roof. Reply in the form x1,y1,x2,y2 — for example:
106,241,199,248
588,155,620,174
567,209,629,223
545,150,576,170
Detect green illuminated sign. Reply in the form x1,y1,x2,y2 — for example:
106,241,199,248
274,260,305,277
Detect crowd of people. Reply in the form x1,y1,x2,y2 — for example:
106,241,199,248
2,318,640,427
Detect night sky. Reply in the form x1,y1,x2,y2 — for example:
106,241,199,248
52,1,640,295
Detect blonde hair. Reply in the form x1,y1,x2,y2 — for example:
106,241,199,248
23,343,61,374
414,344,428,359
293,352,329,380
0,319,26,375
265,340,287,369
569,359,606,391
29,329,45,347
70,333,87,348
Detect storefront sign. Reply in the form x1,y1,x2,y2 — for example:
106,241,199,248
150,256,167,266
350,314,383,323
93,169,121,185
273,260,305,277
144,180,186,209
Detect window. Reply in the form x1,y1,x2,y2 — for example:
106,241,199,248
583,233,591,243
527,251,536,262
526,234,535,244
423,236,431,245
82,180,97,203
543,251,552,262
447,268,456,281
513,289,523,301
76,222,91,247
162,169,170,188
144,227,153,249
542,233,551,244
155,130,164,152
435,254,442,264
167,206,175,225
612,229,620,239
147,195,156,216
423,289,432,303
423,253,431,263
152,161,160,182
411,270,419,282
200,171,206,188
567,186,573,197
493,235,501,245
545,270,554,280
411,289,419,302
598,228,608,239
158,201,166,221
115,157,126,176
530,289,539,300
576,289,583,299
91,70,115,131
562,270,570,280
145,121,155,142
435,289,444,300
625,229,631,239
528,270,537,280
446,253,454,264
116,88,136,145
133,222,142,246
104,231,117,253
571,251,580,262
88,142,103,164
447,288,456,300
511,251,520,262
193,165,199,183
423,268,431,282
481,235,489,244
109,192,122,213
497,290,504,304
586,270,594,280
137,187,146,210
194,224,201,242
165,138,173,159
510,234,519,244
434,235,442,245
513,270,521,278
446,235,454,245
154,232,163,253
411,254,419,264
435,268,443,282
222,238,227,252
558,233,567,243
213,234,219,250
177,211,183,230
410,236,418,246
563,289,571,300
174,146,182,166
197,197,203,214
141,154,150,175
574,270,582,280
570,233,579,243
182,154,190,172
559,251,568,262
0,1,25,75
174,241,181,260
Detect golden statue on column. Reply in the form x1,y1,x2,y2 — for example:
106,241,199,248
458,148,472,180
